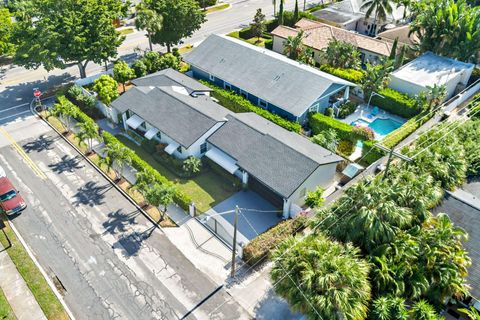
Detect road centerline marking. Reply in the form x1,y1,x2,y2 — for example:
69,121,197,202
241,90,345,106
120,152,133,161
0,127,47,180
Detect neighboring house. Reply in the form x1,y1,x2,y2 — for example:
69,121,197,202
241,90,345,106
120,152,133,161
389,52,474,101
311,0,407,36
110,69,232,159
183,34,355,124
205,113,343,218
271,18,395,64
376,25,419,47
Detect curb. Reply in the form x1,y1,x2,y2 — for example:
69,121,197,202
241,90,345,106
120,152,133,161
32,99,165,233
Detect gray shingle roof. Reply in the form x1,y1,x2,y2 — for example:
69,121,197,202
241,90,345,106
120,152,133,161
207,113,343,198
111,86,232,148
184,34,354,117
131,68,212,94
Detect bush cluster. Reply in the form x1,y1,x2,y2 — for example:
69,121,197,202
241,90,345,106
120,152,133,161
337,140,355,157
242,215,307,266
319,65,365,83
102,132,192,210
200,81,302,133
308,113,367,142
56,95,93,124
371,88,420,118
195,0,216,7
337,101,357,119
66,85,103,119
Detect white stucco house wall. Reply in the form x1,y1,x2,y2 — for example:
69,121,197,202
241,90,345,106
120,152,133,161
388,52,474,100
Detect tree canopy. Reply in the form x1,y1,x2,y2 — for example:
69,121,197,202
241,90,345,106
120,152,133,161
12,0,127,78
410,0,480,63
143,0,206,52
0,8,14,56
322,39,362,70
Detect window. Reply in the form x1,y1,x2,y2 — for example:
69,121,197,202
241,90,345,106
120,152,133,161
258,99,267,108
156,132,162,140
200,143,207,154
209,74,215,81
177,146,182,154
224,82,232,91
240,91,247,99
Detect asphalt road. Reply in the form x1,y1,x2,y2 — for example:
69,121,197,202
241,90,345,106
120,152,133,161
0,124,249,320
0,0,320,112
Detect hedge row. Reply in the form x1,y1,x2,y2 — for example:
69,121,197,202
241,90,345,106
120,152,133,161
57,95,93,124
319,65,365,84
242,215,307,266
200,81,302,133
101,132,192,210
371,88,420,118
309,113,365,141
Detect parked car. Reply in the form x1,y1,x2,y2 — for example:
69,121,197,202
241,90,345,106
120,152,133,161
0,177,26,215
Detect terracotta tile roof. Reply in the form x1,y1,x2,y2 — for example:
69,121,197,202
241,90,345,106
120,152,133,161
377,25,419,46
271,18,394,56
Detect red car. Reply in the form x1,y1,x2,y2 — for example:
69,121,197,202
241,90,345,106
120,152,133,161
0,177,26,215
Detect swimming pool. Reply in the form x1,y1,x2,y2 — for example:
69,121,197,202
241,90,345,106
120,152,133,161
351,118,403,138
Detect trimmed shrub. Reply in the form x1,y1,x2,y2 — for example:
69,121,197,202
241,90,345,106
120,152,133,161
200,80,302,133
319,65,365,83
101,131,192,210
282,11,318,27
337,140,355,157
239,26,254,39
264,38,273,50
325,107,334,117
309,113,365,141
361,140,384,165
371,88,420,118
242,215,307,266
337,101,357,119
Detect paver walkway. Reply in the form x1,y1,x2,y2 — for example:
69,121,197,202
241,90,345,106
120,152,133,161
0,242,47,320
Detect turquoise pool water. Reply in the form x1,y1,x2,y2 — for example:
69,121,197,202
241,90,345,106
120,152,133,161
351,118,403,138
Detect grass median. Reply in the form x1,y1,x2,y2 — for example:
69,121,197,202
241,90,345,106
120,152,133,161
0,214,68,320
0,287,15,320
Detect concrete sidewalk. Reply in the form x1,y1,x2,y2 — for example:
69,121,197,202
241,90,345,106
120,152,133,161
0,242,47,320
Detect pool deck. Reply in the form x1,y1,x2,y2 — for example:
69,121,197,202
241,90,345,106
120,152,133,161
339,104,406,139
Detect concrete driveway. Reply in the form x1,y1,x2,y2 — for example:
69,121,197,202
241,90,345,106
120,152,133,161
203,191,283,246
0,125,248,320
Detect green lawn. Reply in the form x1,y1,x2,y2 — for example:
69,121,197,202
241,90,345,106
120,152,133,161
115,135,237,213
118,27,134,35
246,37,268,48
0,287,15,320
0,214,68,320
206,3,230,13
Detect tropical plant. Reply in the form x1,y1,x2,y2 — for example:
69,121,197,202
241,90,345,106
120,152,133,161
135,2,163,52
409,0,480,63
113,61,135,92
370,296,409,320
322,39,362,70
251,8,266,41
12,0,127,78
360,60,393,104
182,156,201,175
394,0,413,19
143,0,206,52
271,234,371,320
459,307,480,320
424,84,447,110
101,141,132,181
304,186,324,208
144,183,176,219
283,30,304,60
409,300,442,320
455,119,480,177
298,47,315,66
311,128,339,152
134,169,156,194
360,0,394,35
75,120,99,153
50,99,79,132
92,75,119,105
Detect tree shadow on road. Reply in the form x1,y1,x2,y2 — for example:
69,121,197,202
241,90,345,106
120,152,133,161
102,209,140,236
23,134,57,153
48,154,84,173
113,224,157,258
72,181,112,207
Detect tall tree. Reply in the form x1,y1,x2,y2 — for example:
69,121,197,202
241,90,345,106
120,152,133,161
135,2,164,52
360,0,394,35
271,234,371,320
409,0,480,63
0,8,14,56
50,99,79,133
12,0,127,78
278,0,284,25
322,39,362,69
145,183,176,219
113,61,135,92
360,60,393,104
293,0,299,23
101,142,132,181
388,37,398,60
250,9,266,42
75,120,99,154
144,0,206,53
93,75,119,105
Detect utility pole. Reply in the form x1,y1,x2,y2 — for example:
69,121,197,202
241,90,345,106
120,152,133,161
374,143,412,181
231,205,239,278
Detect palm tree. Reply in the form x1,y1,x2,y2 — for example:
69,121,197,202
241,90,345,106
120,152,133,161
50,99,79,133
394,0,413,20
283,30,304,60
360,0,394,36
409,300,440,320
425,84,447,110
101,142,132,181
459,307,480,320
271,234,371,320
135,2,163,52
370,296,409,320
360,60,393,104
75,120,99,154
145,183,176,220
